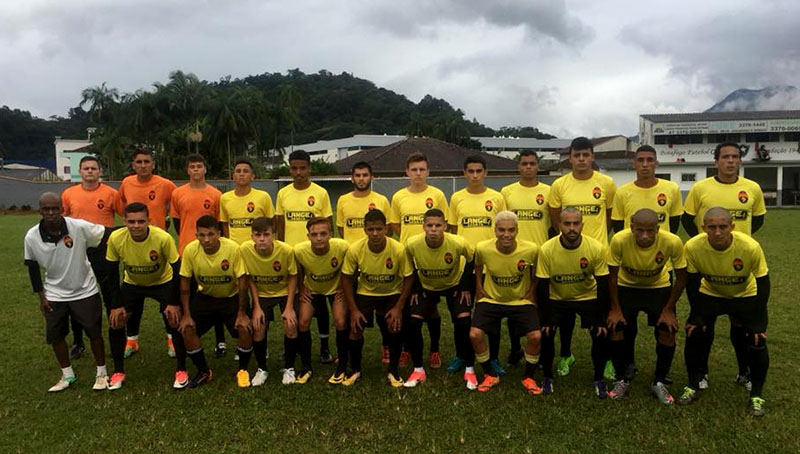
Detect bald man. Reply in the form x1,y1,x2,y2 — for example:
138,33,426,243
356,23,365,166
677,207,770,417
606,209,687,404
24,193,123,392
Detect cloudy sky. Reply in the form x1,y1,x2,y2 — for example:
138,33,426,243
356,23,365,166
1,0,799,138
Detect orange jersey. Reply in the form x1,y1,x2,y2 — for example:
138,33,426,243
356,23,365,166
170,184,222,254
118,174,177,230
61,183,122,227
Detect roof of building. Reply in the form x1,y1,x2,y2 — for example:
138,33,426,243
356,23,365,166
554,151,636,170
473,137,571,150
0,166,61,181
334,137,519,174
640,110,800,123
294,134,406,153
557,135,629,154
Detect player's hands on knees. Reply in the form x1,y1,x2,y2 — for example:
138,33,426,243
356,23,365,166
236,311,253,335
299,287,312,305
409,293,419,307
251,307,265,332
607,309,625,330
754,331,767,345
595,326,608,337
109,307,127,330
282,308,297,330
350,310,367,333
163,305,182,328
179,315,196,335
459,291,472,307
386,307,402,333
657,310,679,333
685,323,700,337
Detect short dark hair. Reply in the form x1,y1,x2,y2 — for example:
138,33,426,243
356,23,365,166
131,148,155,161
124,202,149,216
186,154,206,167
406,152,428,169
251,216,273,233
351,161,373,175
518,150,539,161
196,215,218,230
464,154,487,170
288,150,311,163
79,155,101,168
635,145,657,155
423,208,445,222
234,157,254,171
569,137,593,154
364,209,386,225
306,217,331,231
714,142,742,161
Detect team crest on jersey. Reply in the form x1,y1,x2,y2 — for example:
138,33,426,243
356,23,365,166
148,190,156,201
579,257,588,269
63,236,74,248
221,259,230,271
733,258,744,271
307,196,316,207
425,198,434,209
592,187,602,199
484,200,494,212
368,203,376,211
444,252,453,264
738,191,749,204
149,250,158,262
385,258,394,269
203,199,211,210
272,260,281,272
536,194,545,205
97,200,105,210
246,202,255,213
655,251,665,265
331,257,339,268
517,260,527,272
657,193,667,207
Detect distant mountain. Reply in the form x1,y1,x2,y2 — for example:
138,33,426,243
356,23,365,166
707,85,800,112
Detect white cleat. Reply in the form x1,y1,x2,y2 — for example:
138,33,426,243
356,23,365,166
252,369,268,387
48,376,77,393
282,368,296,385
92,375,109,391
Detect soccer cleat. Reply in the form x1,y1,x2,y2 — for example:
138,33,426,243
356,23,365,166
70,343,85,360
320,349,333,365
187,369,213,389
489,359,507,376
609,380,630,400
604,360,616,381
556,355,576,377
403,369,427,388
477,375,501,392
251,369,268,387
446,356,466,374
173,370,190,389
123,339,139,359
108,372,126,391
93,375,109,391
748,397,766,417
464,371,478,391
698,374,709,390
541,377,554,395
282,368,296,385
167,338,176,358
735,373,752,392
381,346,390,365
215,342,227,359
651,381,674,405
342,371,361,386
594,380,608,400
399,351,410,368
236,369,251,388
48,376,77,393
387,372,405,388
507,349,524,366
295,370,313,384
328,371,346,385
521,377,542,395
676,386,699,405
429,352,442,369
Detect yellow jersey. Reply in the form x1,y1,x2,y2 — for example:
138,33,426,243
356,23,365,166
611,179,682,229
685,231,768,298
106,226,179,287
219,188,275,245
342,237,413,296
275,182,333,246
608,229,686,289
389,186,449,244
448,188,506,247
239,240,297,297
405,232,474,291
336,191,391,243
294,238,350,295
501,181,551,246
475,239,538,306
180,237,245,298
536,235,609,301
683,176,766,236
549,171,616,245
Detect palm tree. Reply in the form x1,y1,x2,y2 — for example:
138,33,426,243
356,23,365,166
279,84,303,153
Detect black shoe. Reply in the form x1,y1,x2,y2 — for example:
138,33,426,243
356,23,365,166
320,349,333,364
70,343,85,360
214,342,227,358
188,369,213,389
507,349,524,366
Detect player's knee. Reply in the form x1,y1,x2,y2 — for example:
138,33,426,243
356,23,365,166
525,330,541,343
657,328,675,346
469,327,484,343
284,324,297,338
298,318,311,332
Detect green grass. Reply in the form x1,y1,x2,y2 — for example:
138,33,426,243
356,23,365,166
2,211,799,454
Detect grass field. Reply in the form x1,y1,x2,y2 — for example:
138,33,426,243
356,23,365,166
1,211,799,454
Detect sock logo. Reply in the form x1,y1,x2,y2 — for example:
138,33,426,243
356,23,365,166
385,258,393,269
657,193,667,206
733,258,744,271
425,198,434,209
148,190,156,201
655,251,665,265
579,257,588,269
247,202,255,213
272,260,281,272
307,196,316,207
536,194,545,205
149,250,158,262
592,187,602,199
484,200,494,212
63,235,74,248
738,191,749,204
330,257,339,268
444,252,453,264
221,259,230,271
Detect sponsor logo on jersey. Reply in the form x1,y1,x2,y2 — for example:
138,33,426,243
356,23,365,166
420,269,452,278
97,199,105,210
657,193,667,207
461,216,492,228
444,252,453,264
148,190,156,201
733,258,744,271
150,250,159,262
703,274,747,285
553,274,585,284
622,266,662,278
385,258,393,269
517,260,527,272
127,264,160,274
308,196,316,207
247,202,255,213
568,204,601,215
655,251,665,265
536,194,545,205
346,218,365,228
198,275,233,285
729,209,749,220
579,257,588,269
592,187,602,199
272,260,281,272
491,275,523,287
738,191,749,204
252,275,284,284
368,203,376,210
203,199,211,210
63,236,73,248
514,209,543,221
221,259,230,271
286,211,314,221
363,273,395,284
229,218,254,228
310,271,337,282
403,214,425,225
425,198,434,209
331,257,339,268
484,200,494,212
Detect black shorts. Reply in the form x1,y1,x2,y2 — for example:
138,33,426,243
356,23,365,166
543,299,607,329
355,294,400,328
309,294,336,313
45,294,103,344
410,286,470,320
618,286,671,327
687,293,767,333
191,293,239,338
472,303,540,337
120,281,175,312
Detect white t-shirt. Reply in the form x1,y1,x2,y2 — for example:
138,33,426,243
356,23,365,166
24,217,105,302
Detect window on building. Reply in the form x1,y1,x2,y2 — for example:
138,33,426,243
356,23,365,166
64,166,70,174
654,136,668,145
707,133,742,143
655,173,671,181
681,173,696,182
744,132,779,142
784,132,800,141
658,134,704,145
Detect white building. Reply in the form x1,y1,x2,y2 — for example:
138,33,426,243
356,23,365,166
639,111,800,206
54,130,95,181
